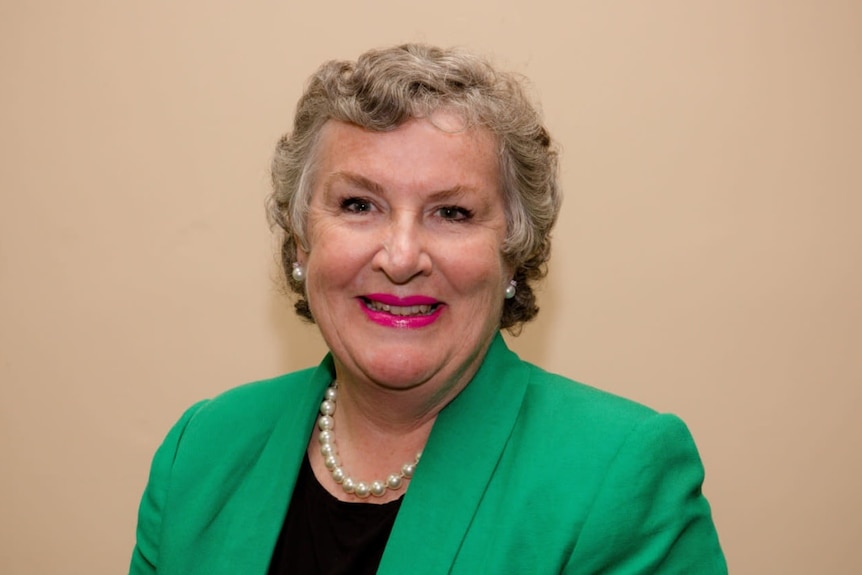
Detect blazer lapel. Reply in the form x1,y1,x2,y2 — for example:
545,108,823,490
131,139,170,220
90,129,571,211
171,357,334,575
237,358,335,574
377,333,529,574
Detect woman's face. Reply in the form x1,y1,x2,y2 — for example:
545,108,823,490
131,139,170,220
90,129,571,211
299,115,512,396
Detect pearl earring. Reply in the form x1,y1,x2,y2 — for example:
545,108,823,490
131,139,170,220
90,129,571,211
504,280,517,300
291,262,305,283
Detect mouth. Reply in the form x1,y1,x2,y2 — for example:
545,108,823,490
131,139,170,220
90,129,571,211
361,297,441,317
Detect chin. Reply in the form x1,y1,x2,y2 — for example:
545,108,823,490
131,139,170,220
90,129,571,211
370,358,433,385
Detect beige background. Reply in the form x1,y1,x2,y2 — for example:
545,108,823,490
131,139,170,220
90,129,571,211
2,1,860,573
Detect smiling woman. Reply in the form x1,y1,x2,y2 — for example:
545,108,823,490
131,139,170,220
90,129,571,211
299,117,509,402
129,44,726,574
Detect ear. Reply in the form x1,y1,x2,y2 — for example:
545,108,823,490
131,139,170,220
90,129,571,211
294,234,309,266
503,260,516,284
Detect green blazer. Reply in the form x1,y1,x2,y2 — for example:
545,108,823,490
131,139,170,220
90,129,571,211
130,334,726,574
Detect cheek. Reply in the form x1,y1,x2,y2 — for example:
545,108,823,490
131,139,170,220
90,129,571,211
305,224,371,286
304,215,342,264
441,242,508,295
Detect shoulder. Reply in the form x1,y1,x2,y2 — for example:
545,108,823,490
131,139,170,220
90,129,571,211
522,362,727,571
131,367,325,573
168,367,319,455
509,361,708,502
434,343,725,572
187,368,316,426
519,361,660,441
477,337,675,465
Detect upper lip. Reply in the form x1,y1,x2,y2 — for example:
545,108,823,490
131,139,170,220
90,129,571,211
362,293,441,306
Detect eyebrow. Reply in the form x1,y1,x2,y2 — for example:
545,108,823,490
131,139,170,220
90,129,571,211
426,186,472,203
324,171,385,196
325,171,479,202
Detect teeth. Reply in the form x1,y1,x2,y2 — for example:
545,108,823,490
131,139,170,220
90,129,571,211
366,301,435,316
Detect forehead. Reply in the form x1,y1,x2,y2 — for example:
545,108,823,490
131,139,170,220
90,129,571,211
313,115,500,193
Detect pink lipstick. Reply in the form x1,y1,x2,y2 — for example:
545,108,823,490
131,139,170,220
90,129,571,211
359,294,444,328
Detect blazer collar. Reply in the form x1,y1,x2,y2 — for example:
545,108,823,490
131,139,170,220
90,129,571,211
378,332,530,573
216,359,333,575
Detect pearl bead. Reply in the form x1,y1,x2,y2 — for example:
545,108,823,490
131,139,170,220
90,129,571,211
386,474,402,490
318,382,422,498
343,478,356,493
355,482,370,498
291,263,305,283
370,481,386,497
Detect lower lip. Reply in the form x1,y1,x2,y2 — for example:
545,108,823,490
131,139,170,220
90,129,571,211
359,300,445,328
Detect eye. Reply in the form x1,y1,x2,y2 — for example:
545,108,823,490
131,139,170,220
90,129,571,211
436,205,473,221
340,197,373,213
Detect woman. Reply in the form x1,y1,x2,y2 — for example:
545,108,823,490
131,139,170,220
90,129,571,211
130,44,726,574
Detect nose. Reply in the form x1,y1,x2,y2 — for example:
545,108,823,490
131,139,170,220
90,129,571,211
371,214,432,284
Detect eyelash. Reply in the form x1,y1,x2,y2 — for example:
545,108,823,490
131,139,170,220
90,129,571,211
436,206,473,221
338,197,473,222
340,197,373,213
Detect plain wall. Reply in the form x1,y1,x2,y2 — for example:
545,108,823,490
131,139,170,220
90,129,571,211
1,1,860,573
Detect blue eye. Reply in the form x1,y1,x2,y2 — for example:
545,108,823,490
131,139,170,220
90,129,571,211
341,197,372,213
437,206,473,221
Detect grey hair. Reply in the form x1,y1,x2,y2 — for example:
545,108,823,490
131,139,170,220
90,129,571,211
268,43,561,332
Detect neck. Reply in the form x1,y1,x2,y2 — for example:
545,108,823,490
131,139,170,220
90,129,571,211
318,376,444,495
308,384,436,504
308,349,486,503
308,336,494,502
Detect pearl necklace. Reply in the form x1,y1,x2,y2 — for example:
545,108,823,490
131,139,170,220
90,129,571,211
317,383,422,498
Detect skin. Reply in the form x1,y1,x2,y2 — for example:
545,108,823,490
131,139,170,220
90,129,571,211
299,114,512,502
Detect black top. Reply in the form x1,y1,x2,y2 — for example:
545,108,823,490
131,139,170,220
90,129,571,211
268,454,403,575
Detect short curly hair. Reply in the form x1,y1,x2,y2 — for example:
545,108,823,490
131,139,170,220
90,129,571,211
268,43,561,333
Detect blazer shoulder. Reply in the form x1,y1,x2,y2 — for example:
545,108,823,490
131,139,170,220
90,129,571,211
133,367,325,574
521,362,659,433
184,367,318,432
165,367,324,469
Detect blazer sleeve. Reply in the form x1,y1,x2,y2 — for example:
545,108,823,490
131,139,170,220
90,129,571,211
129,400,209,575
564,413,727,574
